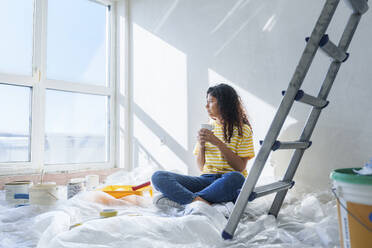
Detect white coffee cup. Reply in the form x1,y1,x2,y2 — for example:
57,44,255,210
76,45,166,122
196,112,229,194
201,124,213,130
85,175,99,191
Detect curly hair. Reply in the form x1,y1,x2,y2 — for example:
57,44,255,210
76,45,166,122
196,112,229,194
207,83,252,143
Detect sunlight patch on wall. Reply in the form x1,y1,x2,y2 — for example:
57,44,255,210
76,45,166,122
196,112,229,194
133,23,188,150
211,0,246,34
262,15,277,32
133,115,188,173
214,4,266,57
154,0,180,33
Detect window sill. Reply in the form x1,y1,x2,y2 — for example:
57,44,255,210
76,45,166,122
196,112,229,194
0,167,121,190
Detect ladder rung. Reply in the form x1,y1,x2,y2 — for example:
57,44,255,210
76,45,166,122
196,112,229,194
260,140,312,151
345,0,369,14
306,35,349,62
273,141,312,151
249,181,295,201
319,35,349,62
282,90,329,108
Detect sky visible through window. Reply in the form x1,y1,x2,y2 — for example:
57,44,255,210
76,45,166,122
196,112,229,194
0,0,33,75
47,0,107,85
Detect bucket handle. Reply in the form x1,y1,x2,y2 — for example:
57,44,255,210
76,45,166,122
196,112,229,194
331,187,372,233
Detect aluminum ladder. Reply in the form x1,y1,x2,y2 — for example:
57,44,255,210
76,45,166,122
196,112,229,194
222,0,369,240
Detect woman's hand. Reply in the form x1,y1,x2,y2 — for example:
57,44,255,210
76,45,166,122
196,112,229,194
198,128,221,146
197,129,206,147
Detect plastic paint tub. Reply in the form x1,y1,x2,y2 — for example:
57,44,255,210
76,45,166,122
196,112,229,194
68,178,85,199
85,175,99,190
330,168,372,248
4,181,32,204
29,182,58,205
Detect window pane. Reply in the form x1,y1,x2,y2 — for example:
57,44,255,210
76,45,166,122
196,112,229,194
47,0,108,85
0,0,33,75
45,90,109,164
0,84,31,162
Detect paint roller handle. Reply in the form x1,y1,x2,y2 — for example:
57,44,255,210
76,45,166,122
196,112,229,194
132,181,151,191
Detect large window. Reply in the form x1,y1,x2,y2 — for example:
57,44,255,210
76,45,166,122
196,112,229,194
0,0,115,174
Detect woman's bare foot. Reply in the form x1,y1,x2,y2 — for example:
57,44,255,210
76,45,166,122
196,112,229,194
192,196,211,205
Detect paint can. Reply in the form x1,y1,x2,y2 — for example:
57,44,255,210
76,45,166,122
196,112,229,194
29,182,58,205
67,178,85,199
331,168,372,248
85,175,99,190
4,180,32,205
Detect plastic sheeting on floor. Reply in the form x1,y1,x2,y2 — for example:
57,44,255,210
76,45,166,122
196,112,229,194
0,165,340,248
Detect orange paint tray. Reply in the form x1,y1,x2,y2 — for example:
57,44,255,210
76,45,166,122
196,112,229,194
99,184,153,199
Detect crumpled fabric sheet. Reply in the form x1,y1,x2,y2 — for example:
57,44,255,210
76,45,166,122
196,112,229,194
0,165,340,248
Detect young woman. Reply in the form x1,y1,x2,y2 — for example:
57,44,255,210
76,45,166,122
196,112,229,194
151,83,254,208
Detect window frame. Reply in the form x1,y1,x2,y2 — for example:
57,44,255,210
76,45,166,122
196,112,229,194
0,0,117,175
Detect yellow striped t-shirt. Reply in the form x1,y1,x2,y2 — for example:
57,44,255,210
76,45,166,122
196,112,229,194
193,122,254,177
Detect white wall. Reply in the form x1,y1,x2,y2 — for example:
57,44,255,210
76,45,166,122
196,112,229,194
126,0,372,192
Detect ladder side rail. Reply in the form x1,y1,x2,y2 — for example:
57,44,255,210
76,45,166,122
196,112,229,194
222,0,341,239
344,0,369,14
338,13,362,51
269,12,362,217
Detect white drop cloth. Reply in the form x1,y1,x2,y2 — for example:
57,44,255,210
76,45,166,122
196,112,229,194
0,164,340,248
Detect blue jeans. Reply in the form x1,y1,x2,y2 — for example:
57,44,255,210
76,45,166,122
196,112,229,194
151,171,245,205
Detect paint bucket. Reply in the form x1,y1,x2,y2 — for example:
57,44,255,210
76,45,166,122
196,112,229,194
67,178,85,199
85,175,99,190
330,168,372,248
4,181,32,205
29,182,58,205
